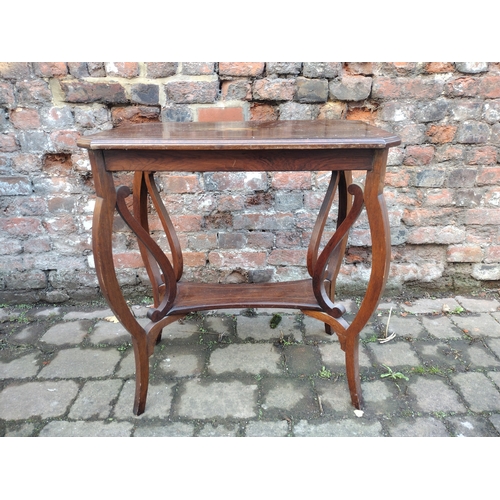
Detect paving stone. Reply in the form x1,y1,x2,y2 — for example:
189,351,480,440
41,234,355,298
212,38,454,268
302,314,340,342
40,320,93,345
237,314,301,341
39,420,133,437
452,372,500,411
401,298,461,314
261,378,318,418
133,422,195,437
450,314,500,338
293,418,383,437
245,420,290,437
368,341,421,367
487,371,500,390
90,317,149,345
455,296,500,313
387,417,450,437
314,378,353,413
318,342,372,370
465,344,500,368
62,308,113,320
489,414,500,434
447,415,499,437
198,422,239,436
159,346,204,377
361,379,407,415
203,314,235,336
115,350,135,377
0,352,40,379
284,345,321,376
408,377,466,413
209,343,281,375
0,380,79,420
11,323,46,344
160,318,200,340
485,338,500,359
383,315,427,339
38,348,120,379
176,380,257,419
4,422,36,437
421,315,463,339
34,307,62,318
114,380,175,419
412,341,469,371
69,379,123,419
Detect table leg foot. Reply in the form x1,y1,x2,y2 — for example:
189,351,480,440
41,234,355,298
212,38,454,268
345,337,363,410
132,337,149,416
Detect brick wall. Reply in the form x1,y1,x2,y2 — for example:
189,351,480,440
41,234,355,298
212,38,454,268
1,62,499,304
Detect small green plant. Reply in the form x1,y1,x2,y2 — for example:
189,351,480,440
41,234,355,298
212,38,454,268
318,366,332,379
451,306,464,314
380,364,409,381
270,313,282,329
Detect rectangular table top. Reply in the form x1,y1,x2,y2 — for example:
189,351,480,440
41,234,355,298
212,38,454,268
77,119,401,151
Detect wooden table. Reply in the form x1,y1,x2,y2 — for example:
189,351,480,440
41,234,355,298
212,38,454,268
77,120,401,415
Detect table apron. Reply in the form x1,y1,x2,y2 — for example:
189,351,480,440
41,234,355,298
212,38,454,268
102,148,375,172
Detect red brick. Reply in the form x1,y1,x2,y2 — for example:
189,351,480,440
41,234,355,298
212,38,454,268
165,80,219,104
425,62,454,73
480,76,500,98
208,251,266,268
171,215,203,232
0,62,30,79
182,63,215,75
385,170,410,187
43,153,73,175
435,145,464,162
198,107,244,122
0,217,43,237
343,62,373,75
10,108,41,129
424,189,454,206
42,215,77,234
372,77,443,99
111,106,160,126
466,208,500,225
164,174,200,193
113,252,144,269
268,249,306,266
105,62,139,78
484,187,500,206
477,167,500,185
445,77,480,97
466,146,497,165
219,62,265,77
426,125,456,144
59,80,127,103
146,62,178,78
407,225,465,245
404,145,435,165
0,133,19,152
447,245,483,262
485,246,500,263
249,103,277,121
0,82,15,107
182,252,207,267
33,62,68,77
252,78,295,101
50,130,80,151
271,172,311,189
346,107,376,124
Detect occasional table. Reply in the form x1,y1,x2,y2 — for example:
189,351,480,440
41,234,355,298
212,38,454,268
77,120,401,415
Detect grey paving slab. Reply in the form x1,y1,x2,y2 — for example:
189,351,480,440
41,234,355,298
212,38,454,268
489,414,500,434
452,372,500,412
455,296,500,313
0,380,79,420
447,415,499,437
408,377,466,413
485,338,500,358
198,422,239,436
318,342,371,369
293,418,384,437
114,380,175,419
302,314,340,342
245,420,290,437
421,314,463,339
40,320,93,345
0,352,40,379
450,314,500,338
401,297,461,314
368,341,421,367
69,379,123,419
208,343,282,375
175,380,257,419
37,348,121,379
39,421,133,437
90,317,149,345
159,346,204,377
62,308,113,320
236,314,301,341
387,417,450,437
133,422,195,437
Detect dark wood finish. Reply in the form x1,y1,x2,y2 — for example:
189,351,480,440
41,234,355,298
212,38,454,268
78,120,400,416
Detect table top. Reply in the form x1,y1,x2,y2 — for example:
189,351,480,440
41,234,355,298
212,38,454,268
77,120,401,151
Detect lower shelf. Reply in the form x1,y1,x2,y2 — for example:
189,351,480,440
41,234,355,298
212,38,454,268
163,278,324,315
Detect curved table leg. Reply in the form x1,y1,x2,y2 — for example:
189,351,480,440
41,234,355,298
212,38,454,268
89,151,151,415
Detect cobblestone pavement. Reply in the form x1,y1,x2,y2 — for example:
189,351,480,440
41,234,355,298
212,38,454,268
1,294,500,437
